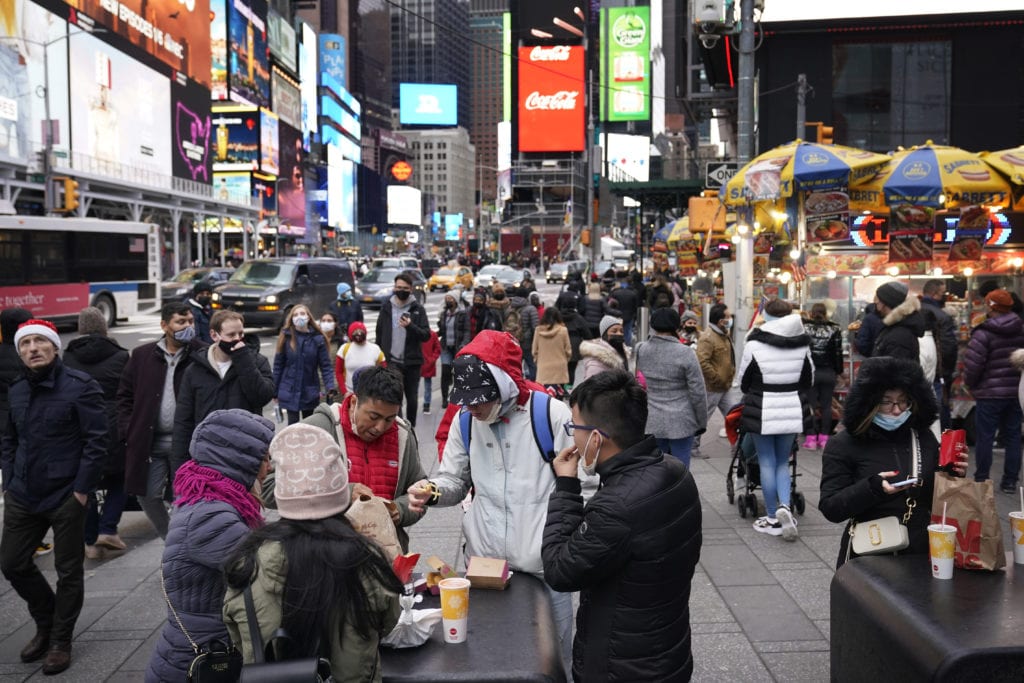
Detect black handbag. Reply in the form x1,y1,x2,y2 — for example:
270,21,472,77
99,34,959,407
159,569,242,683
239,585,333,682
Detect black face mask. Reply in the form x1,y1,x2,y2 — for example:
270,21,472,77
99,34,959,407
218,339,239,355
684,325,698,334
395,290,411,301
493,293,505,300
607,334,624,345
446,301,457,310
196,295,212,306
352,334,366,343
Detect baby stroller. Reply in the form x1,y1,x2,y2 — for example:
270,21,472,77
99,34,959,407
724,404,805,519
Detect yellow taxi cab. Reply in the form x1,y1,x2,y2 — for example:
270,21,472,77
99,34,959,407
428,265,474,291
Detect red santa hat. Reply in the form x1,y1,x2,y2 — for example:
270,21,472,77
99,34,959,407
14,319,61,351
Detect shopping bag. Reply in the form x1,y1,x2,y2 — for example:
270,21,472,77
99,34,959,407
930,473,1005,571
939,429,967,468
346,494,402,561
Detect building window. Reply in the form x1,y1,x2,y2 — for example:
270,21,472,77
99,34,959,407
832,40,951,151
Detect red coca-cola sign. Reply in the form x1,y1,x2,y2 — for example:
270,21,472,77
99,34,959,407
517,45,584,152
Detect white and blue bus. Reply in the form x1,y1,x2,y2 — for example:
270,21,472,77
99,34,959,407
0,216,161,327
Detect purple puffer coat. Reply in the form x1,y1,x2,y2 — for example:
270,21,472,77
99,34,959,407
962,312,1024,399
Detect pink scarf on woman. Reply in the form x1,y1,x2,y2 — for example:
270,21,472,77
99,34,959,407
173,460,264,529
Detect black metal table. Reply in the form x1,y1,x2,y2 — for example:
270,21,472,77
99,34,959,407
381,573,566,683
831,554,1024,682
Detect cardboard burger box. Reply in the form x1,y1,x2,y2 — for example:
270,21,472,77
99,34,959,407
466,556,510,590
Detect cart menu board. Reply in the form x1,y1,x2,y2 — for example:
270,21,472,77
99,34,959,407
948,205,989,261
888,204,935,263
805,191,851,243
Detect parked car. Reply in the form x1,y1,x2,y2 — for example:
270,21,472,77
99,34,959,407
161,267,234,303
428,266,474,291
210,258,355,329
545,260,588,284
357,268,427,308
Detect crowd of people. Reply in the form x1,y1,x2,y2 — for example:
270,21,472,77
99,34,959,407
1,261,1017,680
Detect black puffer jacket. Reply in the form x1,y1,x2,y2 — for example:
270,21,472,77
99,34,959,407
0,308,31,434
64,335,129,479
543,437,701,682
819,357,940,568
872,296,924,361
804,319,844,373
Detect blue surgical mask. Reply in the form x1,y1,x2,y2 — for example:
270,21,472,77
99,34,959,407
872,410,912,431
721,319,733,330
173,326,196,343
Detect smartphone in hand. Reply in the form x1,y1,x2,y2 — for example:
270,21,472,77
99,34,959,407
889,477,919,489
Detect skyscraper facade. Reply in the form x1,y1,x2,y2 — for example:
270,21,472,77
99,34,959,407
469,0,506,206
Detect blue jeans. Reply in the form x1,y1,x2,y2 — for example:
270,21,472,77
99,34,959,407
657,436,695,468
623,319,635,346
973,398,1023,484
84,485,128,544
522,343,537,381
422,377,432,407
751,433,795,517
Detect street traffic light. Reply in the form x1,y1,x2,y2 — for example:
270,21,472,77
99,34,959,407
63,177,79,213
817,125,834,145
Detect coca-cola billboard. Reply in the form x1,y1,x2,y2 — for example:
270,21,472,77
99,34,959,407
517,45,585,152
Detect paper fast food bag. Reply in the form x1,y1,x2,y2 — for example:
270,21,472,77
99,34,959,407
346,494,402,561
930,473,1005,571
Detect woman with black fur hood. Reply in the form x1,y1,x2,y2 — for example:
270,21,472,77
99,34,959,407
819,356,964,568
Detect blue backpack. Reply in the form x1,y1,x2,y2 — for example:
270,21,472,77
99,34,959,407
458,391,557,465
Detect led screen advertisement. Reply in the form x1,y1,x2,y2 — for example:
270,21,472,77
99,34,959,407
171,75,212,182
276,122,305,232
214,171,252,204
298,22,317,148
228,0,269,108
605,133,650,182
517,45,584,152
0,0,69,160
319,33,345,89
271,69,300,128
516,0,587,45
69,32,172,174
601,7,650,122
259,108,278,175
399,83,458,126
211,105,259,171
71,0,212,87
210,0,228,99
387,185,422,226
267,8,296,73
340,158,355,233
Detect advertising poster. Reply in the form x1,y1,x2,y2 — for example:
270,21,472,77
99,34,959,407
319,33,345,89
743,155,790,201
399,83,457,126
252,171,275,216
259,108,278,175
517,0,586,45
211,105,259,171
888,230,934,263
271,69,301,128
948,205,989,261
73,0,212,88
276,122,305,231
171,75,212,182
267,8,296,73
601,7,650,122
69,33,172,174
214,171,252,204
805,191,851,243
210,0,228,99
0,0,69,160
517,45,584,152
0,283,90,317
298,22,317,148
228,0,269,108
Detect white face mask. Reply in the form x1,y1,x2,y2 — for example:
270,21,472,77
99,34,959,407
320,321,335,333
580,430,601,477
479,401,503,424
293,314,309,329
721,318,733,329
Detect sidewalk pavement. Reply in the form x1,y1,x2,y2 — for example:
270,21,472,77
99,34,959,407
3,407,1021,682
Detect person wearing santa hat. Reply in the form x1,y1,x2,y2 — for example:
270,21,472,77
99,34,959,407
0,319,107,675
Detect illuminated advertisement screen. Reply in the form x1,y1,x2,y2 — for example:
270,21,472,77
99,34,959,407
387,185,422,225
445,213,463,241
399,83,458,126
516,0,587,45
171,75,212,182
341,158,355,232
259,108,278,175
211,0,228,99
277,122,305,231
298,22,317,147
271,69,301,128
211,105,259,171
320,33,346,89
253,171,275,216
327,143,340,227
605,133,650,182
214,171,252,204
228,0,269,108
69,33,172,174
0,1,69,159
517,45,584,152
267,8,296,73
601,7,650,122
72,0,212,87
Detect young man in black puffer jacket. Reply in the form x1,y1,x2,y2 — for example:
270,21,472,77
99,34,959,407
543,370,701,682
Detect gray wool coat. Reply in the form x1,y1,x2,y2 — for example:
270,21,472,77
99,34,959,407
634,335,707,440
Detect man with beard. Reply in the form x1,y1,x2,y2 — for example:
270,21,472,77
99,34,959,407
1,319,106,675
374,271,431,427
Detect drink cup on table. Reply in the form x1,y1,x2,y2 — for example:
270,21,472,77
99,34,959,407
928,523,957,579
1009,512,1024,565
439,577,471,643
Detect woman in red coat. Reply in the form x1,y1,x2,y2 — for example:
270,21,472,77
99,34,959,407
421,330,442,415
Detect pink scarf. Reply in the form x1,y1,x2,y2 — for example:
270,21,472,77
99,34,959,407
174,460,264,529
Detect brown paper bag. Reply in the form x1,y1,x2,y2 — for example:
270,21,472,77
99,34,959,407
930,473,1005,571
346,494,402,561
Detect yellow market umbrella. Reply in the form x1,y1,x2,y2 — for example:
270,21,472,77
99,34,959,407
981,145,1024,185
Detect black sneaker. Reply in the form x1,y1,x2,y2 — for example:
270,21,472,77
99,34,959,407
422,404,431,415
1001,481,1017,494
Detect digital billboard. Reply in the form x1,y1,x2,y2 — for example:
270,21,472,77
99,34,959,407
601,7,650,122
259,108,278,175
211,105,259,171
277,122,306,231
605,133,650,182
214,171,252,204
298,22,317,147
445,213,463,241
267,8,296,73
171,75,212,182
399,84,458,126
517,45,584,152
69,33,172,174
319,33,346,89
271,68,301,128
0,1,69,160
228,0,270,108
516,0,587,45
211,0,228,99
341,158,355,233
72,0,212,87
387,185,422,225
327,143,340,227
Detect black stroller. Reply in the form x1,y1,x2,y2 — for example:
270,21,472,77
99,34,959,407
724,404,805,519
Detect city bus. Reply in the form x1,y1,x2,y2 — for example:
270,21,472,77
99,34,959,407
0,216,161,328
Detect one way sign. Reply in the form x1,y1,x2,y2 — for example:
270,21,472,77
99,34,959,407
705,162,739,189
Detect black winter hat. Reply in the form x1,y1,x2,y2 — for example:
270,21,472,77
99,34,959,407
651,307,681,333
875,281,908,309
0,307,32,344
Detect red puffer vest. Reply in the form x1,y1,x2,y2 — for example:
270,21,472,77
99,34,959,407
337,400,401,498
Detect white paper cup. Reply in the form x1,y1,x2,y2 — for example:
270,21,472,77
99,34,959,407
928,523,956,580
1009,512,1024,565
439,577,471,643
